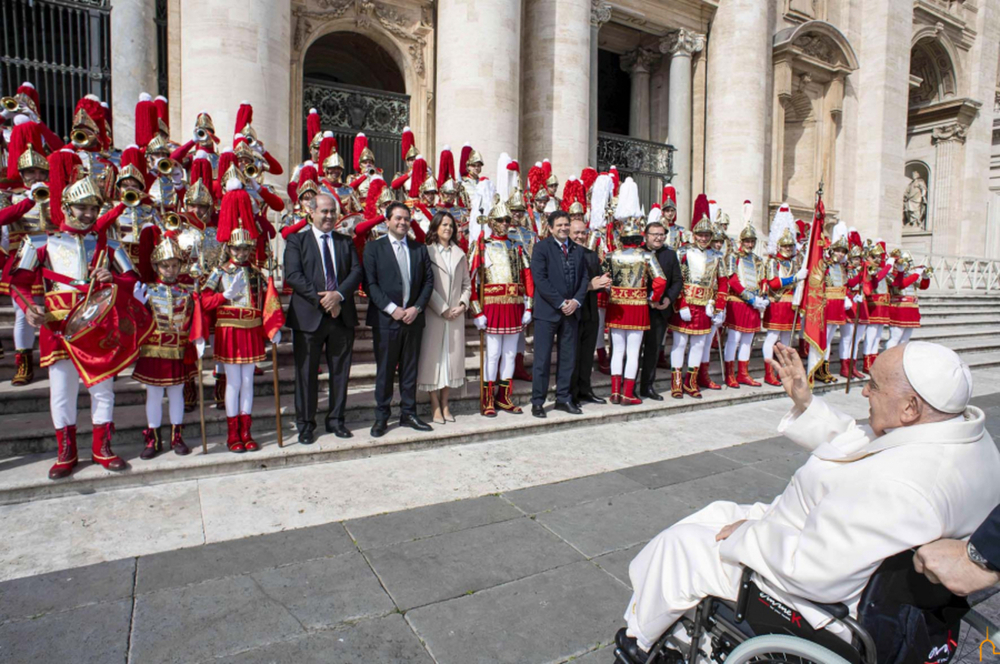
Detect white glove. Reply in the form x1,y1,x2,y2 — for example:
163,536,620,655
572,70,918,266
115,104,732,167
194,338,206,358
245,177,260,191
915,267,925,277
28,182,47,196
271,330,282,345
252,143,265,156
222,272,246,300
193,129,202,142
712,312,725,326
886,257,896,268
171,167,185,185
853,294,863,303
521,310,532,327
705,302,715,317
679,307,692,322
133,282,148,305
754,296,769,311
474,315,487,331
795,267,808,281
845,297,852,310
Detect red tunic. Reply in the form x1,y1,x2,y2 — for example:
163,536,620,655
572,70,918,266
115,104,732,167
724,256,764,334
668,271,728,336
889,271,930,328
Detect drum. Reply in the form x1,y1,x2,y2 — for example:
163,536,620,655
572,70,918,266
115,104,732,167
63,284,155,387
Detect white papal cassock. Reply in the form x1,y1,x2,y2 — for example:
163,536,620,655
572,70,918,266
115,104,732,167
625,396,1000,650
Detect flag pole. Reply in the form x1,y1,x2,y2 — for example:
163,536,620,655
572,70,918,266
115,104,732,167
845,299,861,394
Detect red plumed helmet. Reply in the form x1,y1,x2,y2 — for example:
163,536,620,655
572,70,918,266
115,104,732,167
609,165,620,195
307,108,321,145
299,163,319,184
541,159,552,180
234,101,253,136
74,96,108,148
119,144,151,187
560,178,578,212
17,82,40,111
408,156,428,198
190,150,214,188
581,167,598,192
662,185,677,207
5,116,45,182
691,193,711,227
459,143,472,178
353,133,369,172
134,92,159,148
527,162,545,195
365,176,387,219
401,126,416,162
154,95,169,129
47,149,83,228
216,180,259,243
214,150,237,192
318,132,338,167
437,145,455,188
848,228,862,248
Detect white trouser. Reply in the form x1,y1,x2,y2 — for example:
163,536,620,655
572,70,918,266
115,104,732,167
762,330,792,361
610,328,643,379
223,364,255,417
700,324,722,364
485,333,518,382
625,501,752,651
839,323,866,360
13,295,42,350
865,324,884,356
671,332,709,370
885,326,913,349
723,330,754,363
596,307,607,351
806,324,838,375
49,359,114,429
145,384,186,427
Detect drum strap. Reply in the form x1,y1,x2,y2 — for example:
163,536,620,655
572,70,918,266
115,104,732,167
42,269,89,292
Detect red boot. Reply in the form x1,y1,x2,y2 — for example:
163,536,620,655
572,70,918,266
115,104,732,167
240,414,259,451
621,379,642,405
839,359,850,379
670,370,683,399
609,375,622,404
183,376,198,413
91,423,127,471
850,359,865,380
171,425,191,456
227,416,245,452
11,350,34,386
513,353,532,382
657,350,670,370
48,426,78,480
697,363,720,390
481,382,497,417
214,371,226,410
495,379,523,414
139,428,162,460
863,354,875,373
683,369,702,398
724,361,739,389
737,361,760,387
797,338,808,359
763,362,782,386
596,348,611,375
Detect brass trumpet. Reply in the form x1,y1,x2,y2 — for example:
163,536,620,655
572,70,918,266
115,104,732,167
163,211,181,230
242,134,257,147
71,129,90,148
243,163,259,179
194,127,210,142
121,189,142,207
1,96,18,112
156,158,176,175
30,184,49,203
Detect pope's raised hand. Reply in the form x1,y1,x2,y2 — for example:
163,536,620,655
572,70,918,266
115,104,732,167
769,342,812,411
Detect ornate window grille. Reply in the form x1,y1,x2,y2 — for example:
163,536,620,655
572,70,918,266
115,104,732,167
0,0,112,141
303,79,410,176
155,0,168,97
596,132,675,211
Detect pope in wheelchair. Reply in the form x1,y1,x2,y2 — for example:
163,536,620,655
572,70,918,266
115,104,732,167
617,341,1000,663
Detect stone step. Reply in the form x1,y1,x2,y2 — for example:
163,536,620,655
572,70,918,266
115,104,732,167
2,346,999,506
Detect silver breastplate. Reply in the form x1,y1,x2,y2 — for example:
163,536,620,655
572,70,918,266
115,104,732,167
8,194,52,237
666,224,684,249
482,238,521,285
206,263,263,309
680,245,718,286
42,234,132,291
115,205,159,244
149,176,180,209
605,247,663,289
730,253,763,294
826,263,847,289
148,283,194,332
507,226,538,258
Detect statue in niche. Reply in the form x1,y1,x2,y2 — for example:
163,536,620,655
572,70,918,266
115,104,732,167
903,171,928,228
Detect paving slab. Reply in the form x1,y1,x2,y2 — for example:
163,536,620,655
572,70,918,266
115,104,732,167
750,451,811,481
209,614,433,664
0,598,131,664
616,451,743,490
592,541,648,590
406,560,627,664
712,435,804,464
0,557,134,623
503,471,646,515
250,553,395,630
573,645,616,663
129,574,306,664
136,522,354,595
346,494,522,550
659,466,790,512
535,488,695,558
365,517,583,611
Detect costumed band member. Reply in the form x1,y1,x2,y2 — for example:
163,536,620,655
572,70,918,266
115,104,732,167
583,198,613,376
145,135,184,211
321,150,363,216
169,110,220,174
885,251,931,349
390,126,420,198
761,227,806,386
279,170,321,242
668,194,727,399
507,185,537,383
841,240,868,380
809,229,851,384
660,185,684,249
862,240,893,371
603,178,667,405
348,133,382,203
411,174,439,234
543,169,560,214
723,204,769,389
69,95,116,191
469,198,534,417
459,144,485,210
12,177,149,480
114,145,161,271
353,177,426,258
133,235,205,459
0,132,52,386
694,223,729,391
437,177,469,244
201,182,278,452
529,190,550,237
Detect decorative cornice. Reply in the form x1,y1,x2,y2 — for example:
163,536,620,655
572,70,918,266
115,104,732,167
590,0,612,28
932,122,969,144
659,28,705,57
620,47,659,75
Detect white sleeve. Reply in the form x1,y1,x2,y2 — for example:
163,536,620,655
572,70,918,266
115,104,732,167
777,396,871,454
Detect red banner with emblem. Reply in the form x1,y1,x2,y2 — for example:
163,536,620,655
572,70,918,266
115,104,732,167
801,198,827,385
262,276,285,342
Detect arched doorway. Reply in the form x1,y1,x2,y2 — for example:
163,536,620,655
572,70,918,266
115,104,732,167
302,32,409,175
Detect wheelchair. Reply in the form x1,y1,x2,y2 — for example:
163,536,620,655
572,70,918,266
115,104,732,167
613,550,994,664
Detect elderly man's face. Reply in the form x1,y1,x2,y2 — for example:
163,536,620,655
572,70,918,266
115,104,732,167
862,345,921,436
310,195,339,233
570,219,588,246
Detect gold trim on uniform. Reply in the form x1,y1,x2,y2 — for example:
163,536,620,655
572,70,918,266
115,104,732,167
216,306,263,328
609,287,648,306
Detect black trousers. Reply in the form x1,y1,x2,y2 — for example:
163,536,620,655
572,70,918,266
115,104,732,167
293,316,355,433
640,311,669,391
371,324,423,421
531,316,579,407
571,315,600,401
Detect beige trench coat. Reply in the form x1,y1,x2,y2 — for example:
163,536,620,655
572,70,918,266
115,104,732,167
417,243,472,391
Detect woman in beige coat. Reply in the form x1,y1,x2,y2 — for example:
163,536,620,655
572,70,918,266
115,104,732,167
417,211,472,423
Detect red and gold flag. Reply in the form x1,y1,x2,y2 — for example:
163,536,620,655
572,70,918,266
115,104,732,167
801,198,827,385
262,276,285,342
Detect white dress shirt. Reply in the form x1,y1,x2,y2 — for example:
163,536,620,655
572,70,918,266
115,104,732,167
310,224,343,300
384,235,412,316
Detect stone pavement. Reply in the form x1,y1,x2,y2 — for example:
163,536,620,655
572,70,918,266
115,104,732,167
2,391,1000,663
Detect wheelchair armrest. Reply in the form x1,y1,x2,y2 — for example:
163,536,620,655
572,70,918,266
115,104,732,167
809,601,849,620
734,566,755,622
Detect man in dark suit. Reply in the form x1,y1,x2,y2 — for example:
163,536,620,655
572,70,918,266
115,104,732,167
914,503,1000,595
529,210,589,418
284,194,364,443
639,221,683,400
363,201,435,437
569,217,612,407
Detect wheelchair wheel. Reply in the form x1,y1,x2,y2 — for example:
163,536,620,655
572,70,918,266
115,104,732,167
724,634,852,664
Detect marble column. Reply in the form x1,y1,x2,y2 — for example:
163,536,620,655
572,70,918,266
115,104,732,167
520,0,591,176
436,0,521,170
705,0,769,231
621,47,658,141
589,1,612,165
179,0,291,184
661,29,704,227
110,0,159,147
931,122,968,255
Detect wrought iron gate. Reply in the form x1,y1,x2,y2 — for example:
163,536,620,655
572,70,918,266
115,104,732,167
0,0,112,142
596,132,675,211
303,79,409,176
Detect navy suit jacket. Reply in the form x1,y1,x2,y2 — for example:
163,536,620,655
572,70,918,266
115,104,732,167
971,503,1000,570
530,236,588,324
284,230,363,332
362,235,434,329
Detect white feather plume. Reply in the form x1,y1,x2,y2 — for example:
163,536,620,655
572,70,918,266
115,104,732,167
614,178,641,221
589,174,613,231
469,178,497,241
648,207,663,226
767,204,796,256
495,153,513,203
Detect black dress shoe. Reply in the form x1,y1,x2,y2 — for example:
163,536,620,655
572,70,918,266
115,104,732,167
298,428,315,445
639,387,664,401
370,420,388,438
578,392,606,405
326,423,353,438
553,401,582,415
399,414,432,432
531,405,546,418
